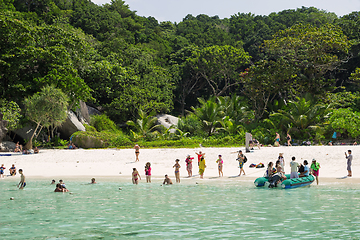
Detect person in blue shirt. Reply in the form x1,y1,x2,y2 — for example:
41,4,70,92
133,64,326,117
299,160,309,177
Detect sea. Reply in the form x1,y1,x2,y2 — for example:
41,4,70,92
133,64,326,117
1,178,360,239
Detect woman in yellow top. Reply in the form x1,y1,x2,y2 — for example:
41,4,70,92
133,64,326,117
199,156,206,179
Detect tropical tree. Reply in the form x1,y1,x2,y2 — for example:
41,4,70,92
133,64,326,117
329,108,360,138
24,85,69,149
263,23,351,96
126,109,163,140
270,97,330,138
191,97,223,136
0,99,21,132
189,45,251,97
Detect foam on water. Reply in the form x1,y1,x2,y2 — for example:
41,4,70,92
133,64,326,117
1,179,360,239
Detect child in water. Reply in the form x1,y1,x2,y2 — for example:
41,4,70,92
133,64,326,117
216,155,223,177
145,162,151,183
173,159,181,183
0,164,5,178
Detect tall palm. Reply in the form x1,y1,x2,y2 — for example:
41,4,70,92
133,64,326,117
127,110,163,139
191,97,223,136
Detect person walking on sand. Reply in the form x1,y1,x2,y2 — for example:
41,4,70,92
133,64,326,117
290,156,300,179
132,168,141,184
185,155,193,177
286,133,292,146
199,156,206,179
145,162,151,183
173,159,181,183
345,150,353,177
236,150,246,176
310,159,320,185
275,132,280,146
18,169,26,189
195,151,205,166
216,155,224,177
134,144,140,162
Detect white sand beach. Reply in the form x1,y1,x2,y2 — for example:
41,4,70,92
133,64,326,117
0,145,359,183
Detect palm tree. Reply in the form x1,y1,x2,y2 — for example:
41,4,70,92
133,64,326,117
126,110,163,140
191,97,223,136
270,97,329,138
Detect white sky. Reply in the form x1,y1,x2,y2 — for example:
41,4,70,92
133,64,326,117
92,0,360,23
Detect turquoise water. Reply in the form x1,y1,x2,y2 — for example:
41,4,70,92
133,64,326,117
1,179,360,239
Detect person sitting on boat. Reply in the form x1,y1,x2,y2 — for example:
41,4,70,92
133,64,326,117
264,162,276,177
299,160,309,177
275,160,287,180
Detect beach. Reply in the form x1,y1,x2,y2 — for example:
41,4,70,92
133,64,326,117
0,145,359,184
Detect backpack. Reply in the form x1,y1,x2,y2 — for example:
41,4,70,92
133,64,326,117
243,155,247,163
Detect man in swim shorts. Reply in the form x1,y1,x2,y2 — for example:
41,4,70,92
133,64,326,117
237,150,246,176
18,169,26,189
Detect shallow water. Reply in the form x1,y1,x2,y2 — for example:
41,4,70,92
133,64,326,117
1,179,360,239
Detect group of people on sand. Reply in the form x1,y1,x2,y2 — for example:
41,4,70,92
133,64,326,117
0,164,17,178
14,142,39,154
130,149,251,185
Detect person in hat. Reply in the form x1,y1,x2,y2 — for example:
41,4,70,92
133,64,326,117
216,155,224,177
173,159,181,183
278,153,285,173
345,150,353,177
310,159,320,185
185,155,193,177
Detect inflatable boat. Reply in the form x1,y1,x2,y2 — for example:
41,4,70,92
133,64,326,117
254,174,315,189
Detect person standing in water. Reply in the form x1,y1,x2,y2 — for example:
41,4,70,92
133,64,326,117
185,155,193,177
216,155,223,177
18,169,26,189
134,144,140,162
173,159,181,183
345,150,353,177
132,168,141,184
310,159,320,185
199,156,206,179
145,162,151,183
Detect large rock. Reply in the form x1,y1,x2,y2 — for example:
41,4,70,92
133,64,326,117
0,141,16,152
72,134,105,149
156,114,179,133
0,112,8,142
58,111,86,139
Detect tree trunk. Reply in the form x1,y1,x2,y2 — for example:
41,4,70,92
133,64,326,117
25,122,41,150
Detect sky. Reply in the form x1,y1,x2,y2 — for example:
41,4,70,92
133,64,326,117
92,0,360,23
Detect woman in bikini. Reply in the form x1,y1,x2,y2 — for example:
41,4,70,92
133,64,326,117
134,144,140,162
173,159,181,183
132,168,141,184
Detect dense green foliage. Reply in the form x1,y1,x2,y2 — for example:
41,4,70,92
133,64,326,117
2,1,360,147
